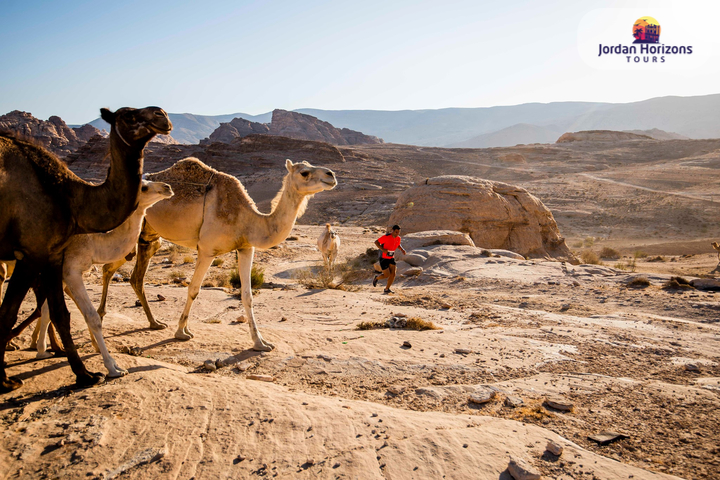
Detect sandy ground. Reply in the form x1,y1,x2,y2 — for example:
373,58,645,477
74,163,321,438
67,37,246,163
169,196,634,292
1,225,719,479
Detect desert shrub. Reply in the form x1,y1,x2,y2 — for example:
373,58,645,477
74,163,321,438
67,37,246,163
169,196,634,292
212,258,224,267
229,266,264,289
627,276,650,288
646,255,665,262
286,236,299,241
183,255,194,264
662,276,694,290
167,245,179,263
580,250,600,265
583,236,595,247
169,269,184,280
634,250,648,259
295,253,375,290
357,321,385,330
356,317,439,331
571,241,583,248
614,256,637,272
599,247,620,259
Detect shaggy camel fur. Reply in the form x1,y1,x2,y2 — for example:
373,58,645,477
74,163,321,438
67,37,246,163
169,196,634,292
34,181,173,377
97,158,337,350
317,224,340,271
0,106,171,392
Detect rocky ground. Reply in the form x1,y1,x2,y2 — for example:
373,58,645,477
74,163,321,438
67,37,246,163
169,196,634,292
1,225,719,479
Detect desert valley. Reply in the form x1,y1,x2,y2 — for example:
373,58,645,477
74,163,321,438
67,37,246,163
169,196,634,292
1,105,719,480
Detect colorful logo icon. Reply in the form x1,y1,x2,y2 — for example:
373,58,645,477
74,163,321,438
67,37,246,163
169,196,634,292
632,17,661,44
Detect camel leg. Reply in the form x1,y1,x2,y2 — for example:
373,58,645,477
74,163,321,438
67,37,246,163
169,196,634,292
64,273,127,377
130,237,165,329
238,248,274,352
0,261,36,392
43,263,105,387
36,301,53,359
97,259,127,322
174,250,214,341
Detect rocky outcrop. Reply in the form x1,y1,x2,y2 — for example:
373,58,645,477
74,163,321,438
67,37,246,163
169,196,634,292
556,130,654,143
389,176,577,262
202,109,383,146
72,123,106,142
0,110,103,156
202,118,270,144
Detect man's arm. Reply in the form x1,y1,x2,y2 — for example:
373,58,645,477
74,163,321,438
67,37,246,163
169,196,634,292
399,244,407,255
375,239,387,255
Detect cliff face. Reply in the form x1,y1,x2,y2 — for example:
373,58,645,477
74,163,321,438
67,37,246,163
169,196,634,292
0,110,104,156
202,109,383,146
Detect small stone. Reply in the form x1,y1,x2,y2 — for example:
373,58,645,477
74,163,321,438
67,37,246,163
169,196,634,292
247,374,275,382
546,440,563,456
388,385,406,395
439,353,445,358
236,315,247,323
203,360,217,372
507,457,541,480
560,304,571,312
685,363,701,372
404,267,423,276
135,300,142,307
157,294,166,301
469,389,496,404
439,302,452,309
504,395,524,408
402,341,412,349
455,348,472,355
215,359,225,368
112,273,123,282
544,396,573,411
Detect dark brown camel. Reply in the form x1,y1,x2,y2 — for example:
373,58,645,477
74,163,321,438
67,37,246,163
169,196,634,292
0,106,172,392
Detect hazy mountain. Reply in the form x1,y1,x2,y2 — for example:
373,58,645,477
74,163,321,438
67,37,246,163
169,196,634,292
622,128,690,141
81,93,720,146
449,123,565,148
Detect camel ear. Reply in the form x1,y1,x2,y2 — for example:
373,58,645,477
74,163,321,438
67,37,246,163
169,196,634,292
100,108,115,124
285,159,294,172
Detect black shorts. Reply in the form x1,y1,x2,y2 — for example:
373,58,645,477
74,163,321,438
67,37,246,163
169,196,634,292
379,257,396,270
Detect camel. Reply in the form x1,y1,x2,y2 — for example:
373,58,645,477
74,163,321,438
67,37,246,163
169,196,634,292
317,224,340,271
712,242,720,263
97,157,337,350
34,180,173,377
0,106,171,392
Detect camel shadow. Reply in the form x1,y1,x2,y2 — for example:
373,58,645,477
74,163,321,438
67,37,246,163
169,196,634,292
103,326,169,340
137,338,183,352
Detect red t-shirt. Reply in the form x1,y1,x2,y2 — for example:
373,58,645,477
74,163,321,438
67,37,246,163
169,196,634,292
377,234,402,259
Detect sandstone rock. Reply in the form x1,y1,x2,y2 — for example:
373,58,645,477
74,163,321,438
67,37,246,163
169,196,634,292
455,348,472,355
487,249,525,260
387,385,406,395
504,395,524,408
389,177,577,263
203,117,270,144
399,230,475,253
0,110,100,156
402,253,428,267
507,457,541,480
402,341,412,349
546,440,563,456
415,387,444,399
403,267,423,277
544,397,573,411
203,360,217,372
247,374,275,382
468,388,496,404
690,278,720,291
557,130,653,143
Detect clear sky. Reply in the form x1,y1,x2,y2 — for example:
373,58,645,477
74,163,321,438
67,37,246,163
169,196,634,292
1,0,718,124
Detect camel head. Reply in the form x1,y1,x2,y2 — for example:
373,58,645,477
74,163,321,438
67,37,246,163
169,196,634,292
100,106,173,146
713,242,720,250
138,180,174,208
285,159,337,195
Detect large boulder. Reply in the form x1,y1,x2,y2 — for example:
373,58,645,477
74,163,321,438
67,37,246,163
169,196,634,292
389,176,577,262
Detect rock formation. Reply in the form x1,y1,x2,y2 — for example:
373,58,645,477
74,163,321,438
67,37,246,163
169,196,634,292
202,109,382,146
389,176,577,262
556,130,654,143
0,110,104,156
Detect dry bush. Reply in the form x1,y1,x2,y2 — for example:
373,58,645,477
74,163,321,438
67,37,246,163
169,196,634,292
357,321,385,330
212,258,224,267
647,255,666,262
167,245,179,264
583,236,595,247
571,241,583,248
169,269,184,280
599,247,620,259
183,255,194,264
355,317,439,331
229,266,264,289
615,257,637,272
662,276,694,290
627,276,651,288
634,250,648,259
508,404,554,422
295,252,375,290
580,250,600,265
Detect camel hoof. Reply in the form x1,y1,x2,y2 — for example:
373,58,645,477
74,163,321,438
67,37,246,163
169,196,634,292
149,321,168,330
252,341,275,352
36,352,53,359
0,377,23,393
75,371,105,388
174,331,193,341
52,349,68,358
107,368,128,378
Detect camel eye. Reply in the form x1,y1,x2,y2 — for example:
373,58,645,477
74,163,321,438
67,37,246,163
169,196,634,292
301,171,309,178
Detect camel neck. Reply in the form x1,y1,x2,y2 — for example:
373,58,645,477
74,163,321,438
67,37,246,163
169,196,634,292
248,182,306,249
70,130,145,234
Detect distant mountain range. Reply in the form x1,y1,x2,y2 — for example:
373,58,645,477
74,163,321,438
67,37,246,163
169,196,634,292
83,93,720,147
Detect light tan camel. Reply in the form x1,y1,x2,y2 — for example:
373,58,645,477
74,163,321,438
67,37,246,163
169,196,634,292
34,181,173,377
712,242,720,263
317,224,340,271
97,158,337,350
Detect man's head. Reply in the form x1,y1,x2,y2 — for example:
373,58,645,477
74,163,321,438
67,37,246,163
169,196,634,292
390,224,401,237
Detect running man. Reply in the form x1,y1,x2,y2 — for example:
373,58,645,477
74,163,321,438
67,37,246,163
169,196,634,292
373,225,407,294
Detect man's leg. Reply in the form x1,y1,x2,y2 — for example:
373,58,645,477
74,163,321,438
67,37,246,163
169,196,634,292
385,264,397,291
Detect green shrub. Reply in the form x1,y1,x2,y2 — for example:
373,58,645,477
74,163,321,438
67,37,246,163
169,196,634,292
229,265,265,289
212,258,224,267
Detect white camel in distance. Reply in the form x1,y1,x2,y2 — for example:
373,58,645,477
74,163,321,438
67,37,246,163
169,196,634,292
317,223,340,271
97,157,337,351
34,180,173,377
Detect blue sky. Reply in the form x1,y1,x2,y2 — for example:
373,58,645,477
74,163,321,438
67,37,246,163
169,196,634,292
1,0,718,123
